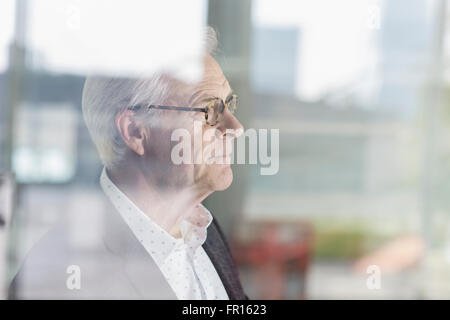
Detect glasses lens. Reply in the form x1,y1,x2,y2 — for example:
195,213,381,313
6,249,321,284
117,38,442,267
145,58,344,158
226,94,237,114
206,99,222,125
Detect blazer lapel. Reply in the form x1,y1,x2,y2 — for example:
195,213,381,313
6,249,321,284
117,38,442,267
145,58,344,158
203,218,247,300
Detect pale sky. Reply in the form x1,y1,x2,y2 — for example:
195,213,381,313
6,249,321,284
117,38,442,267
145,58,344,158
6,0,208,82
252,0,382,101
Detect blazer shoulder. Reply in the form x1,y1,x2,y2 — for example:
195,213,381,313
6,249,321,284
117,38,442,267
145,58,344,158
8,220,127,299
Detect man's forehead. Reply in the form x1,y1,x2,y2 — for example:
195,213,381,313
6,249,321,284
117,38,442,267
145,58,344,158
191,78,231,103
163,55,231,105
204,57,231,85
204,54,222,73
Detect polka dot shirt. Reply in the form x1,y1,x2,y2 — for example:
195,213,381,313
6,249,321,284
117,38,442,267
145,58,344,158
100,168,229,300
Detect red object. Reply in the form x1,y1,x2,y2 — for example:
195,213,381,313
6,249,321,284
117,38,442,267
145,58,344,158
232,220,314,300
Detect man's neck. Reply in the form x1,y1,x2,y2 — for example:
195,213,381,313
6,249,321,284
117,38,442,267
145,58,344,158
106,167,211,238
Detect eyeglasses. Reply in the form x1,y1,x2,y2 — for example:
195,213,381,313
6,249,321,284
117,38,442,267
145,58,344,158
127,93,238,126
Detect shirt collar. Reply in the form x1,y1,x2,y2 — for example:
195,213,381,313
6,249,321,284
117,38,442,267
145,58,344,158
99,167,213,263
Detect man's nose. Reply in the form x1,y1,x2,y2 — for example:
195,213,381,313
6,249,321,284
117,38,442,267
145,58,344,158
217,109,244,139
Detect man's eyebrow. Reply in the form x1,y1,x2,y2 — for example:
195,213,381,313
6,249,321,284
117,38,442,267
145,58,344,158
225,90,233,100
189,89,233,106
198,93,217,103
189,91,216,106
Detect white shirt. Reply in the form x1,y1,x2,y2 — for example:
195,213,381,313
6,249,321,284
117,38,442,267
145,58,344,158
100,168,229,300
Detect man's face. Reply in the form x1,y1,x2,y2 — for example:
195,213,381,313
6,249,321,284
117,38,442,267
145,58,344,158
140,54,243,192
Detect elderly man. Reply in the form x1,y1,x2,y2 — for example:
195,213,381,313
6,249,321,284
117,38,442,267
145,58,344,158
9,29,247,300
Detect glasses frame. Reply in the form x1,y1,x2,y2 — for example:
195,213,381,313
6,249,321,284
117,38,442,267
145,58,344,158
127,93,237,126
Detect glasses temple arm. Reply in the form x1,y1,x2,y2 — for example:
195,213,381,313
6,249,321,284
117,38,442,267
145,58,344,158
127,105,207,113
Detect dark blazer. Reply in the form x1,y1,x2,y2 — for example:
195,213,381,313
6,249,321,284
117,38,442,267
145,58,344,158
8,192,247,300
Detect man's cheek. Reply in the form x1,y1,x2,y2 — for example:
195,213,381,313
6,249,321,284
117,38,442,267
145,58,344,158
203,141,217,164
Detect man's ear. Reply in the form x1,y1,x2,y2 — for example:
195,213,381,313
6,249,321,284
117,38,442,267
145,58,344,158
115,110,147,156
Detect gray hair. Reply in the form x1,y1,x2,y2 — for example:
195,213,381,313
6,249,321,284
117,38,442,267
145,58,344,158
82,27,217,169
